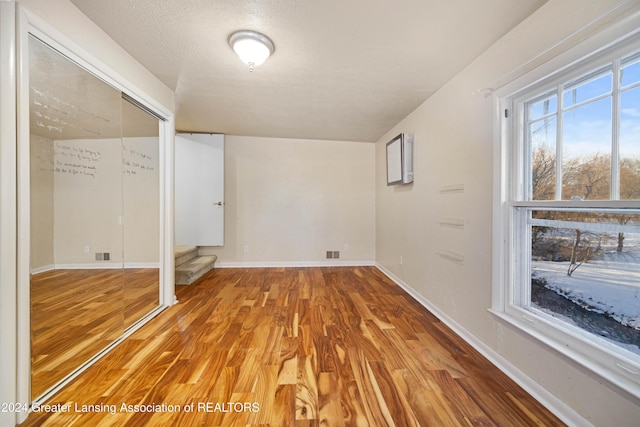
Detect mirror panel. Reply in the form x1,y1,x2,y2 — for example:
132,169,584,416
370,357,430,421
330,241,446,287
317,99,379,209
28,35,161,399
122,98,161,328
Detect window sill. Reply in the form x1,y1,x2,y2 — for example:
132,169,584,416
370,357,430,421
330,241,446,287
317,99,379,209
488,306,640,401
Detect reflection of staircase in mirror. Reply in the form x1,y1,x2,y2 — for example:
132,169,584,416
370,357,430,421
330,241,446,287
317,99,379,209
174,246,216,285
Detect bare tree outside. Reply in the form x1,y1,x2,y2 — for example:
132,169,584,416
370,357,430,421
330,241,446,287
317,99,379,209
531,144,556,200
530,148,640,274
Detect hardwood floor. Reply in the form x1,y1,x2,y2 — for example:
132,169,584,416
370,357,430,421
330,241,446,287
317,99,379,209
123,268,161,328
31,268,159,398
23,267,565,426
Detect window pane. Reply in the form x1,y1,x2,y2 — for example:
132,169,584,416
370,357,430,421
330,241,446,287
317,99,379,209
620,86,640,199
529,95,557,121
529,116,557,200
564,72,612,107
621,59,640,88
562,97,612,200
530,210,640,355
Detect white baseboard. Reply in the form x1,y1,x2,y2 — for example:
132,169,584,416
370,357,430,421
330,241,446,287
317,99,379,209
123,262,161,269
215,260,376,268
54,262,123,270
30,264,55,274
374,263,593,427
30,262,161,273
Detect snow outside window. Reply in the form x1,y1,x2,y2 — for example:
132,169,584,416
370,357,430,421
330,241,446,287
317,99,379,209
495,35,640,399
522,208,640,354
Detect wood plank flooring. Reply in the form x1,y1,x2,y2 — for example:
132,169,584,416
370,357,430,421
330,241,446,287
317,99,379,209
31,268,159,398
23,267,565,426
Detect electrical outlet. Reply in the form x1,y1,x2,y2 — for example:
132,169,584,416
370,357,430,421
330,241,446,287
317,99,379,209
243,245,250,253
84,245,90,254
344,243,350,251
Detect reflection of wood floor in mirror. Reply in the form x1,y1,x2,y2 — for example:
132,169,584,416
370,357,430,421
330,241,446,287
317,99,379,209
122,268,161,328
30,268,159,399
24,267,564,426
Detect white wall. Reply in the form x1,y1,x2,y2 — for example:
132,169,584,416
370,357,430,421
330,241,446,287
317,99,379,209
200,135,376,265
122,137,160,265
52,138,124,265
375,0,640,425
45,137,160,267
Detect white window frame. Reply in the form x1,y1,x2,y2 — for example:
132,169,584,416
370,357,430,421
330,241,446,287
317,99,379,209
492,22,640,399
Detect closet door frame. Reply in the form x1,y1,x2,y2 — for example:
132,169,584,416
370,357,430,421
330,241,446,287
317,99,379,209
0,3,19,425
13,5,176,421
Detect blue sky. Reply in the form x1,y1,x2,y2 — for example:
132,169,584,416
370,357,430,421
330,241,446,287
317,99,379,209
529,59,640,158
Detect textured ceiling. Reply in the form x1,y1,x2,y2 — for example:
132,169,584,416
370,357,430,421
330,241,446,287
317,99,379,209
68,0,547,142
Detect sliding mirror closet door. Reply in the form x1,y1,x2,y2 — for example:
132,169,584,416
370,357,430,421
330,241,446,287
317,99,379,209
28,35,161,400
121,97,161,328
29,35,125,399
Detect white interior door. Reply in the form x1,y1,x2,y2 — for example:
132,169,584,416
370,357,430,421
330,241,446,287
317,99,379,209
175,133,224,246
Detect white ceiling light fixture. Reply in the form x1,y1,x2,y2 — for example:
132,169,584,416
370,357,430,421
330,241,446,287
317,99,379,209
228,30,275,72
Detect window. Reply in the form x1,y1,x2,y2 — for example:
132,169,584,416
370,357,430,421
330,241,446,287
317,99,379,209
495,34,640,398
